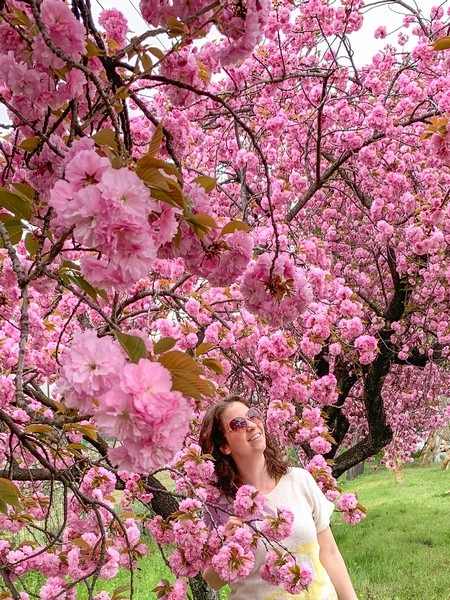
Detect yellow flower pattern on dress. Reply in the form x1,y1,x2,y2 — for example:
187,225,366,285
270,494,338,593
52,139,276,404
225,469,338,600
262,541,338,600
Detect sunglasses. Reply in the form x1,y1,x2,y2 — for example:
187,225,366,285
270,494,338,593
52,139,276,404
224,407,263,435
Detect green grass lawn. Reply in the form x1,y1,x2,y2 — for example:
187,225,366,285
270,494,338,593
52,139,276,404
102,462,449,600
333,462,450,600
19,463,450,600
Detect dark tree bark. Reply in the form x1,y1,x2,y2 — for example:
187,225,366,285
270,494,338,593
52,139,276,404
345,461,364,481
148,475,179,517
190,576,220,600
327,257,412,478
148,476,220,600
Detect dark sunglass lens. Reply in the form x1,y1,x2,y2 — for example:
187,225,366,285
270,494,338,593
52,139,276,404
229,417,247,432
248,407,262,420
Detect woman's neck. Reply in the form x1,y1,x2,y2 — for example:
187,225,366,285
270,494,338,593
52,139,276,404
235,455,277,494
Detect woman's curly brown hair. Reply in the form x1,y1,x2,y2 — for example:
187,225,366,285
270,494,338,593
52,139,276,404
198,394,290,497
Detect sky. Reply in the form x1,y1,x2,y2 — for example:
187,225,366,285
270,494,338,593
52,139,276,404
0,0,436,129
92,0,432,64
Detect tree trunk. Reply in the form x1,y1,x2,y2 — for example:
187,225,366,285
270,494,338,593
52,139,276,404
190,576,220,600
393,462,404,484
330,265,411,478
419,431,438,465
148,476,220,600
345,461,364,481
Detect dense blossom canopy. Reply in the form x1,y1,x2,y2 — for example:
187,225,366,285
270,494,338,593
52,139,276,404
1,0,450,598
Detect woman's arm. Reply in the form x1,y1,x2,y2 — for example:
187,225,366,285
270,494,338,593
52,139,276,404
317,526,358,600
202,564,228,590
202,515,244,590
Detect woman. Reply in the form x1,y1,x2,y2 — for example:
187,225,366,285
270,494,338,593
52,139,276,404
199,394,358,600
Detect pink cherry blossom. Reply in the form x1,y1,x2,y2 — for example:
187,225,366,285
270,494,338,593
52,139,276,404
211,542,255,583
240,252,312,327
56,331,126,413
234,485,265,519
98,8,129,47
259,507,294,542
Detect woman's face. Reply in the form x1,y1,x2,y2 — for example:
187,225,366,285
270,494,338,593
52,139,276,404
219,401,266,458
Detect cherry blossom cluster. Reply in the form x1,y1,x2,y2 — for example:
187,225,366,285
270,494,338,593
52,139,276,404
160,181,254,287
147,477,299,590
1,467,147,594
306,456,365,524
152,578,188,600
148,498,220,578
266,401,333,455
240,252,313,327
260,549,313,595
49,143,178,292
233,484,265,519
259,507,295,542
139,0,271,66
170,444,219,502
56,330,193,472
336,494,367,525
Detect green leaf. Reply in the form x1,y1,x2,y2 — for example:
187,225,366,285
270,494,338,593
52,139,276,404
165,179,187,209
0,187,32,221
185,213,219,240
148,47,165,61
136,155,182,183
92,128,118,150
25,233,39,257
195,342,215,356
72,537,92,549
11,182,36,200
60,259,82,271
19,137,40,152
60,269,108,302
25,424,55,434
12,6,31,27
66,445,84,458
158,350,203,374
432,36,450,51
137,168,187,209
66,443,86,451
221,220,251,235
0,219,23,247
153,337,177,355
189,213,219,229
116,86,130,100
75,424,98,442
137,165,171,191
170,372,215,400
0,499,8,516
166,16,187,37
158,351,215,400
86,38,104,57
115,331,147,363
202,358,224,375
150,187,183,208
141,52,153,72
148,122,164,157
192,175,216,193
0,478,21,509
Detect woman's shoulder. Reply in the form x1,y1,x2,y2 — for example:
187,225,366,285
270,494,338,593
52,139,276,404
280,466,320,491
284,466,311,480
